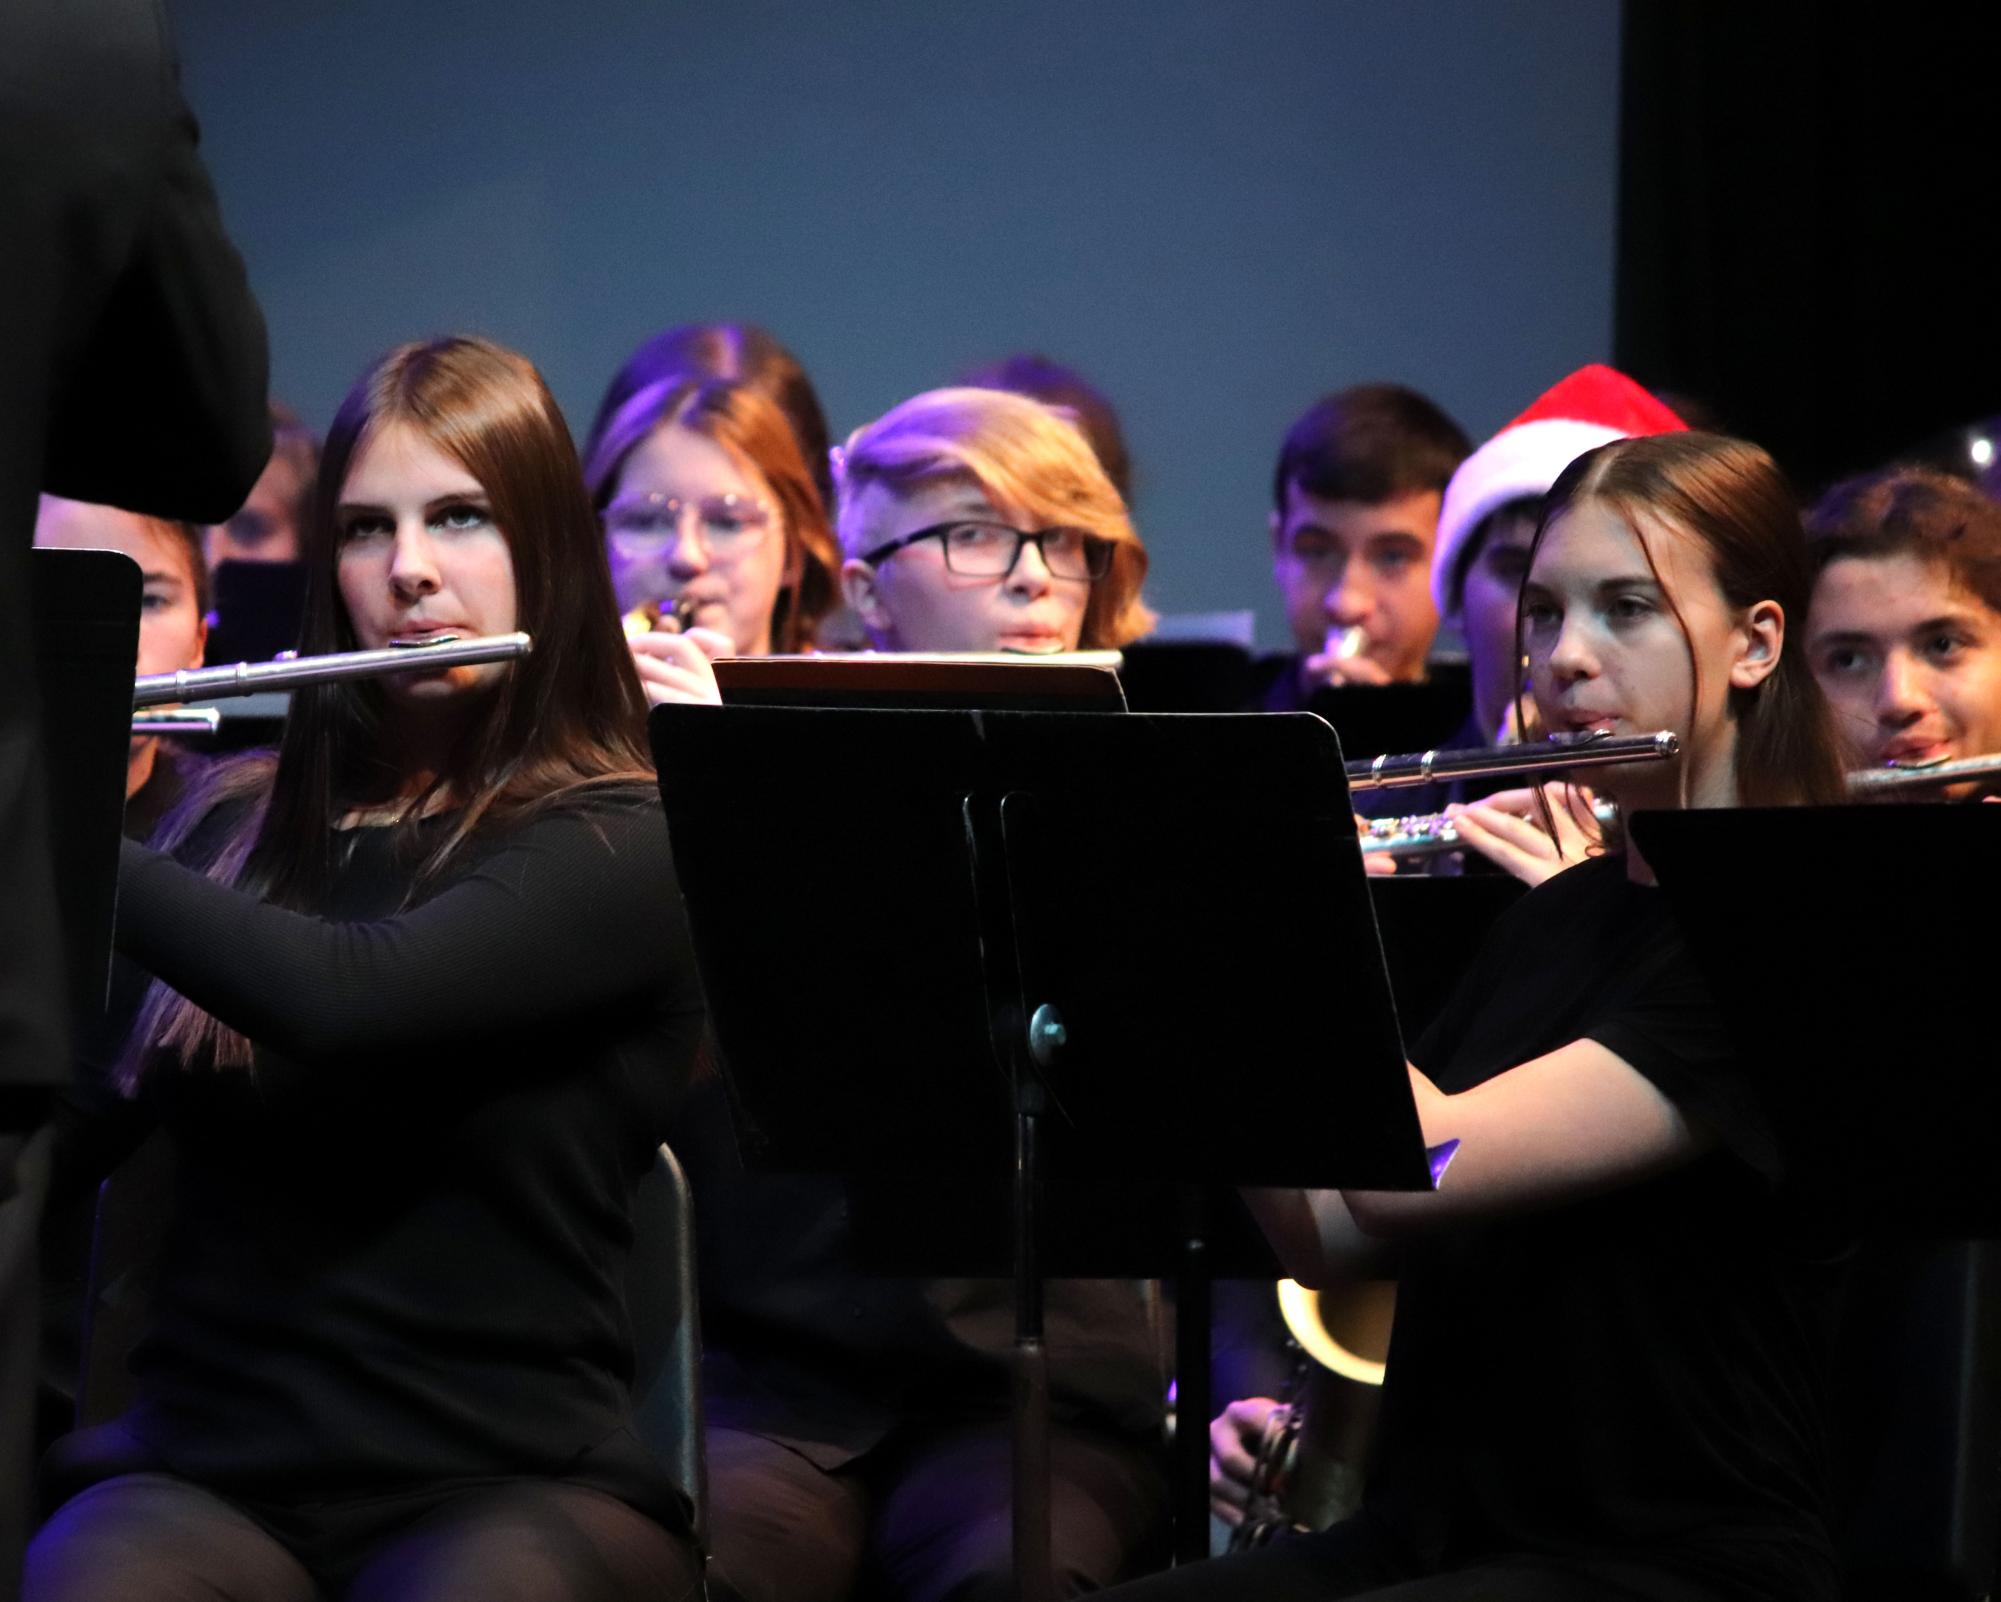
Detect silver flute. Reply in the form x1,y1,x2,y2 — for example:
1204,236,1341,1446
1344,730,1679,791
132,708,224,736
1362,746,2001,862
132,632,534,709
1848,753,2001,794
1360,797,1621,859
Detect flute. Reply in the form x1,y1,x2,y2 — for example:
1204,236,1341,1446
1847,753,2001,794
132,708,224,736
1360,797,1620,859
132,632,533,709
1344,730,1679,791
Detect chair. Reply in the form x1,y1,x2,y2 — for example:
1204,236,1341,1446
625,1141,709,1548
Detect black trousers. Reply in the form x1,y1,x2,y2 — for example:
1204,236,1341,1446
1094,1514,1734,1602
24,1471,701,1602
705,1420,1172,1602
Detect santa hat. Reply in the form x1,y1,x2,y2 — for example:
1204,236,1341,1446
1433,366,1687,614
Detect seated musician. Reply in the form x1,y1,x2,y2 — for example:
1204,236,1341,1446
1422,367,1690,880
1802,464,2001,798
584,357,844,702
667,385,1168,1602
28,336,707,1602
1251,385,1468,708
839,385,1154,653
1128,431,1850,1602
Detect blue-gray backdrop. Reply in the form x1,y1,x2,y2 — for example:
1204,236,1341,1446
176,0,1619,647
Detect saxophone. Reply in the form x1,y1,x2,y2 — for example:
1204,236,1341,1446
1229,1279,1397,1550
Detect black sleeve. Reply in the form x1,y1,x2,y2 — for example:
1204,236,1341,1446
41,31,270,518
114,793,699,1065
1586,944,1782,1185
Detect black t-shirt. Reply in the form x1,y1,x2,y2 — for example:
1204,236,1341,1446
1368,853,1837,1602
88,782,705,1529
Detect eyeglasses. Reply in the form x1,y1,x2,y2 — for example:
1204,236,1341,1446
858,521,1114,583
602,492,772,552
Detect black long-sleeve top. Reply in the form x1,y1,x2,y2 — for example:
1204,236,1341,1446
97,781,704,1529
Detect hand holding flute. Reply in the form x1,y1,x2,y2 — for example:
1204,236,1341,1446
622,597,730,707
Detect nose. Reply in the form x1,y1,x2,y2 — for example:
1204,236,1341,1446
1321,563,1371,628
1875,649,1929,725
666,511,711,580
1004,537,1054,597
1544,612,1597,683
388,522,441,601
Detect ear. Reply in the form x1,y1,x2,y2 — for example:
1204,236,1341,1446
1728,599,1784,691
1269,508,1284,557
842,558,892,634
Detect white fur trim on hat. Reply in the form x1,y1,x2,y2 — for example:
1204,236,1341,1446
1431,419,1625,615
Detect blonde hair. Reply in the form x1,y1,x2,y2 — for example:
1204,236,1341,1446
836,387,1154,648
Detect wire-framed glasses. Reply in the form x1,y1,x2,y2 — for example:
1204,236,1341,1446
602,492,772,552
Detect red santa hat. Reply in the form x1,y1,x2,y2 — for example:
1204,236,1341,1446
1432,365,1687,614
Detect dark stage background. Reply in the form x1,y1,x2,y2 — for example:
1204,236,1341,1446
171,0,1621,649
1617,5,2001,495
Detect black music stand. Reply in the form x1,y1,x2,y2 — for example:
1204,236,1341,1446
1302,662,1473,753
1634,805,2001,1600
31,549,142,1019
1631,805,2001,1237
652,692,1429,1600
205,559,306,667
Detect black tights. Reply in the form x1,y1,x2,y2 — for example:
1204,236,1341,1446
24,1472,702,1602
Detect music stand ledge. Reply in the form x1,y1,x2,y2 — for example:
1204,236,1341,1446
653,685,1428,1601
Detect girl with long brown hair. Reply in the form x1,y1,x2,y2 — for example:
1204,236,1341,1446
1177,432,1850,1602
28,337,705,1602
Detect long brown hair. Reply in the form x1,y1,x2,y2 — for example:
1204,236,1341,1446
584,375,840,654
1527,432,1846,809
132,336,651,1081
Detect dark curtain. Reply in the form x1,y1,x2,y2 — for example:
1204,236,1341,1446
1616,4,2001,493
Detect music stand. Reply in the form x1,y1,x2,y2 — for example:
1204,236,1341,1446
205,559,306,667
713,653,1125,711
31,549,141,1019
1631,806,2001,1236
1634,805,2001,1600
1304,665,1473,761
652,682,1429,1600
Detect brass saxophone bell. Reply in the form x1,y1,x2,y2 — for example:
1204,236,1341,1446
1277,1278,1395,1387
1229,1278,1398,1551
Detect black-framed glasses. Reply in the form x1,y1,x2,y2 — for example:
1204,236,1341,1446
858,521,1114,582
